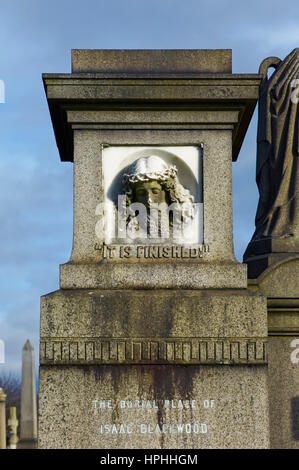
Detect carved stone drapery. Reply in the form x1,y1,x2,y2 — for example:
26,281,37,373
252,49,299,242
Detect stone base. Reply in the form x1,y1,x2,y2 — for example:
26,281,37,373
17,439,38,449
245,253,297,279
39,287,269,448
248,258,299,450
38,365,269,449
40,288,267,354
243,237,299,278
59,260,248,290
268,337,299,449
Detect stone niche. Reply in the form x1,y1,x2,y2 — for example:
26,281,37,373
39,49,269,449
101,145,203,246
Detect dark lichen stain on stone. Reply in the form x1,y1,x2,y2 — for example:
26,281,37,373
150,365,198,447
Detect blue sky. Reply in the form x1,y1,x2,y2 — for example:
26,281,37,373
0,0,298,375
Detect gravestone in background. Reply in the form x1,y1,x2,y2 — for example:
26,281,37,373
39,49,269,448
0,388,6,449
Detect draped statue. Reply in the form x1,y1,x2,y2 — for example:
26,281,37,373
252,48,299,243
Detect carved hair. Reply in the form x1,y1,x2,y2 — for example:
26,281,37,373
122,156,195,224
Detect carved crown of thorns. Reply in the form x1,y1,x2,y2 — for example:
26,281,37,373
123,166,178,185
122,155,178,185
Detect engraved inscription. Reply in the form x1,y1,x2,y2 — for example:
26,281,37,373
92,398,215,437
94,243,209,259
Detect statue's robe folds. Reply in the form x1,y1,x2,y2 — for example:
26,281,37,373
253,48,299,241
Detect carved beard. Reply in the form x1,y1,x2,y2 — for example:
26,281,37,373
145,206,170,238
125,205,171,240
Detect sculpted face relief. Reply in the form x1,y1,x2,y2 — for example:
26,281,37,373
122,155,195,242
134,181,168,207
100,146,204,246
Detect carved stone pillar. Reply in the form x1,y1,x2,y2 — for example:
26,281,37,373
39,49,269,448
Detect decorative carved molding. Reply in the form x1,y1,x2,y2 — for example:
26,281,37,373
40,337,267,365
258,56,281,80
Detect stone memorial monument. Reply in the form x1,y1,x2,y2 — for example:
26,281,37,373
244,49,299,449
18,340,38,449
39,49,269,448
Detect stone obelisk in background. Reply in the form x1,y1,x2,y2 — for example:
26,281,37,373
18,340,37,449
0,387,6,449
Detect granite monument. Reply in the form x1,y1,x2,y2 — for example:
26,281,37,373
39,49,270,449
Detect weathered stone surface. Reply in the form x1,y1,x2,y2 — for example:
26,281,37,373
67,110,239,125
40,49,269,449
249,257,299,297
243,50,299,449
251,49,299,243
244,50,299,277
66,128,239,280
267,299,299,335
42,73,261,163
248,258,299,449
245,237,299,257
40,288,268,364
39,365,269,449
268,337,299,449
59,261,247,290
71,49,232,74
39,286,269,448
